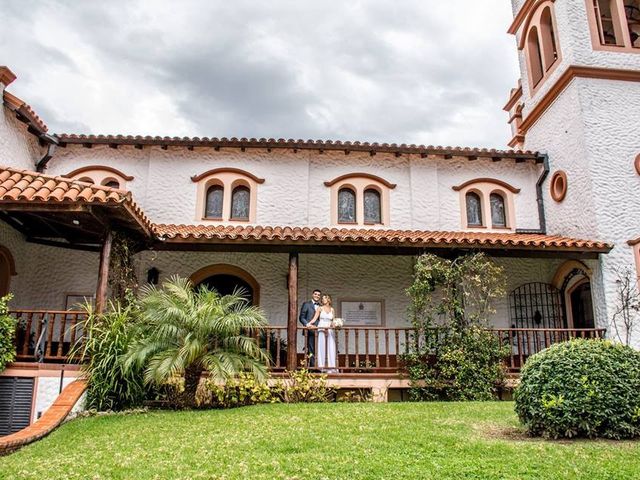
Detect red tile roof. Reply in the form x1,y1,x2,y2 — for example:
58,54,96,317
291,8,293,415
56,134,540,160
0,165,151,233
154,224,612,253
3,91,48,134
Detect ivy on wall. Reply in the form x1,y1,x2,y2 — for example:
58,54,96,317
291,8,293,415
404,253,509,401
108,231,140,304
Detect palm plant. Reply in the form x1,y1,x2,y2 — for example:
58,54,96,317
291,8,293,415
124,275,269,408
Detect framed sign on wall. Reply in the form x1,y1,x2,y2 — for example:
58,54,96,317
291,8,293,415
338,299,385,326
64,293,95,311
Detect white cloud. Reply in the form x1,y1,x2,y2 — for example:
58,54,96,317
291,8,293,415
2,0,520,148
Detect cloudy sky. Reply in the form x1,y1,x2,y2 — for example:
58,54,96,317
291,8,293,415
2,0,520,148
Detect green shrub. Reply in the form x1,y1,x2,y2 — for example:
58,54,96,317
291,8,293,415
515,339,640,439
202,373,278,408
0,294,15,372
406,326,508,401
278,367,335,403
197,368,336,408
71,301,146,411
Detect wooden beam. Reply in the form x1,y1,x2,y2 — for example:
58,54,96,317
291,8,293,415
0,204,90,213
26,238,101,252
95,229,113,314
287,252,298,370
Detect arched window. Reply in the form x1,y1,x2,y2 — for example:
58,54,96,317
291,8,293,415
205,185,224,219
519,2,562,89
527,26,544,86
325,173,395,226
338,188,356,224
101,179,120,189
192,168,263,223
490,193,507,227
230,186,250,220
66,166,133,189
465,192,483,227
363,188,382,224
540,7,558,70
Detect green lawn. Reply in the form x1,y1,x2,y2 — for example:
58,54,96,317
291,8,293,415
2,402,639,479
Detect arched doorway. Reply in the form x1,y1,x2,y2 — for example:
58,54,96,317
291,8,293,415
189,264,260,306
553,260,595,329
197,274,254,304
0,245,17,297
567,279,595,329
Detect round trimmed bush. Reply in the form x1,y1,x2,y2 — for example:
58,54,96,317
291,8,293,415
515,339,640,439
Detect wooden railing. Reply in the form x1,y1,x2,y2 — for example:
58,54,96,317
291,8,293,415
301,326,607,374
8,309,607,374
491,327,607,372
301,327,447,373
248,326,288,372
11,310,86,362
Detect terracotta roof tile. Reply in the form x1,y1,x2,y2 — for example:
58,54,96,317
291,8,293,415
153,224,612,253
0,165,152,234
0,166,126,204
3,91,48,134
56,134,539,160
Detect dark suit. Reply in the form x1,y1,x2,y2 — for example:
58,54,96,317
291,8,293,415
299,300,318,367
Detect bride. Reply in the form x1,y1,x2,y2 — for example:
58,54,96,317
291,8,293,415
308,294,337,372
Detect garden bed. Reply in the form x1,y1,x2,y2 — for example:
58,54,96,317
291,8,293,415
2,402,639,479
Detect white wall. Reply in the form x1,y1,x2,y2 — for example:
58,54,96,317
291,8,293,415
0,221,99,310
42,145,543,232
523,73,640,343
33,376,76,423
0,103,43,172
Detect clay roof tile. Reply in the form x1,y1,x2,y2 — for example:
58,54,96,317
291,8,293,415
151,224,612,253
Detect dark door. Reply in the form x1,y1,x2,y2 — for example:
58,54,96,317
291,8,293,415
197,274,255,305
570,282,595,329
0,377,34,436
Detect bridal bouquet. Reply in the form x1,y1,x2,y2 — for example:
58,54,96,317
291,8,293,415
332,317,344,329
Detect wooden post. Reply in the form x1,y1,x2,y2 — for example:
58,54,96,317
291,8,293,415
287,252,299,370
95,229,113,314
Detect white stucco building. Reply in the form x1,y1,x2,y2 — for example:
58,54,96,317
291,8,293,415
0,0,638,425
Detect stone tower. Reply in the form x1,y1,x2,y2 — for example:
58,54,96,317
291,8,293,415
505,0,640,344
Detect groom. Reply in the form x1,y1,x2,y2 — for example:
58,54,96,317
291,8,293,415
299,289,321,368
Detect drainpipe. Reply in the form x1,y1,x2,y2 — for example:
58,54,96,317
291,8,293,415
516,153,549,235
35,135,58,172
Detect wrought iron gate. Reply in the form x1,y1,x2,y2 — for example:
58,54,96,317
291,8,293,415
508,282,565,329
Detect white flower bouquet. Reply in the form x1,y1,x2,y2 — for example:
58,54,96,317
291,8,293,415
331,317,344,329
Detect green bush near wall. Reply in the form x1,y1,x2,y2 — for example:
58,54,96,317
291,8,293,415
0,294,15,372
515,339,640,439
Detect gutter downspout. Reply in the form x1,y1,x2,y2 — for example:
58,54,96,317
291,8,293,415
36,135,58,172
516,153,549,235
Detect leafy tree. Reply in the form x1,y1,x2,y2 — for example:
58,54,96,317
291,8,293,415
0,294,15,373
124,276,269,408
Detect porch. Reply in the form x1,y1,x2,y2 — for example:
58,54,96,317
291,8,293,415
0,166,613,383
10,308,606,375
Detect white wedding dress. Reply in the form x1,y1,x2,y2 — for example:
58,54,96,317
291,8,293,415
317,308,337,372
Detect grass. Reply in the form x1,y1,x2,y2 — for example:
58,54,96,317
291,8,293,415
2,402,639,479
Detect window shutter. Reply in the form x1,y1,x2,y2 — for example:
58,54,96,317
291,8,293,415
0,377,34,435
